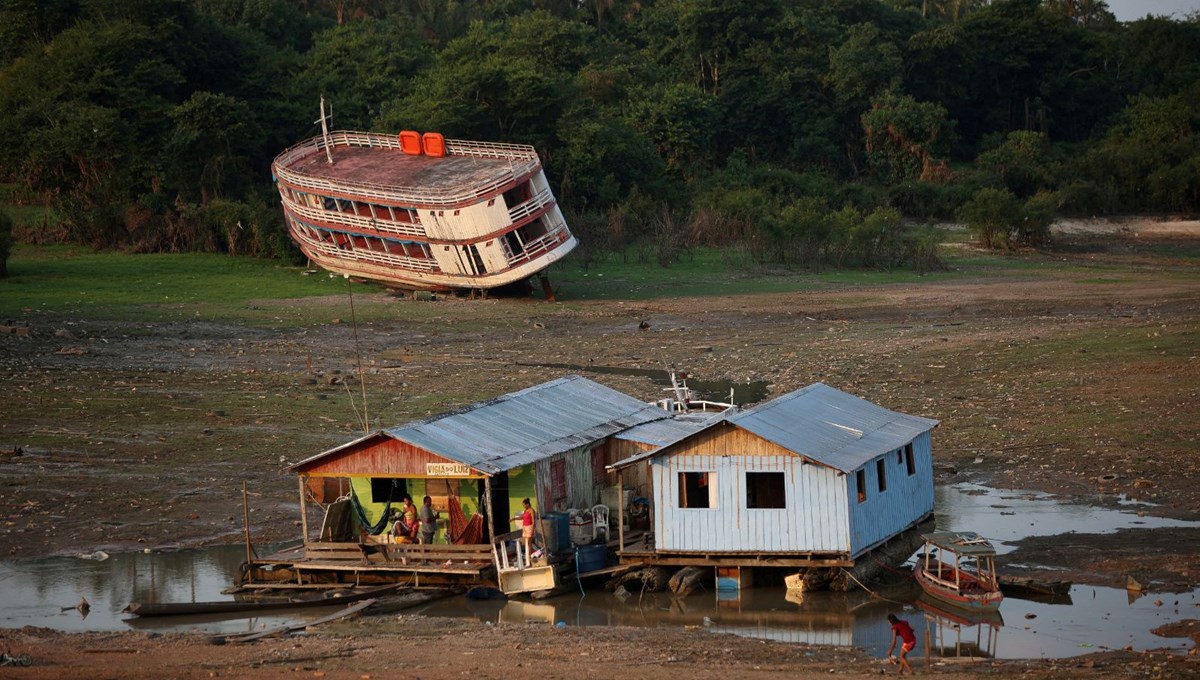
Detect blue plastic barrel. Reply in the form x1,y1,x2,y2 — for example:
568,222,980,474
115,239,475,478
542,512,569,551
575,544,609,573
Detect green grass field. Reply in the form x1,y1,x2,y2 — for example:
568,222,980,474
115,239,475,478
3,229,1192,323
0,241,1022,322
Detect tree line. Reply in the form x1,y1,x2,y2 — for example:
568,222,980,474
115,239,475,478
1,0,1197,275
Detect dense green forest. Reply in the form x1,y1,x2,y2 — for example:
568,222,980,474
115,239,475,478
1,0,1198,274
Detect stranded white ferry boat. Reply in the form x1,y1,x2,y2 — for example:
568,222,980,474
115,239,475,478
272,122,576,293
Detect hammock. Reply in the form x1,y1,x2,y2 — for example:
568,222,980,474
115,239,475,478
448,495,484,545
349,482,398,536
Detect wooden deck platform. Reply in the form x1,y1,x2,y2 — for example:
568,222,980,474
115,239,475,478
616,531,854,569
245,541,497,589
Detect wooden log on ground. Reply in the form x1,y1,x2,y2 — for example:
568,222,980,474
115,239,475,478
610,565,671,593
668,566,711,596
216,599,376,644
367,588,460,615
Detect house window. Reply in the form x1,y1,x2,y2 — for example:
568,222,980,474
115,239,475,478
745,472,786,509
679,472,715,509
370,477,406,504
550,459,567,508
856,469,867,503
876,459,887,493
904,443,916,475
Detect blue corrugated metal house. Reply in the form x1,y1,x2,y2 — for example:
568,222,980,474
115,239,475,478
610,383,938,570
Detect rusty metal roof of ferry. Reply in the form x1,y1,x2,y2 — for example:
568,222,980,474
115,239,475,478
273,131,541,202
285,144,517,192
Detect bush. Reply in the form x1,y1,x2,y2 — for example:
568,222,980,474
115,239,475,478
1019,192,1056,247
957,187,1022,249
905,224,946,274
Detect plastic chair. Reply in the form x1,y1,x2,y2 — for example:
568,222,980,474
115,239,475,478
591,504,610,542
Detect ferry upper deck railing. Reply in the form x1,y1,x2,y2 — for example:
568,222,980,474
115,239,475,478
273,131,542,208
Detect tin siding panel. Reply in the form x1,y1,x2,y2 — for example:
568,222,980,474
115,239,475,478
652,452,851,554
847,431,935,556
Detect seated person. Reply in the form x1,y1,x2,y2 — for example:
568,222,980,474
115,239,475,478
392,496,420,542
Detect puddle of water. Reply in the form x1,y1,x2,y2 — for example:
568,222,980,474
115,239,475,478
933,483,1199,554
2,485,1196,658
0,545,325,635
415,582,1199,659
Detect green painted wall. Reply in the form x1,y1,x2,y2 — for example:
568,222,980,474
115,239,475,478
349,476,484,543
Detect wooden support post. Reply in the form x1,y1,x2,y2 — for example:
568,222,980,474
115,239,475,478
616,470,625,554
483,476,495,544
646,461,655,541
298,475,310,546
539,274,556,302
242,481,253,584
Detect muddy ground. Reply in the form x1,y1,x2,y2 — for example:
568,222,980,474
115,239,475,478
1,220,1198,677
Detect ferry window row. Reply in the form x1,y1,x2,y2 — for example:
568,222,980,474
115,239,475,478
281,186,420,224
289,218,434,260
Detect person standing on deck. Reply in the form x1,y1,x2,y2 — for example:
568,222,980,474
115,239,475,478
419,495,439,544
520,498,535,564
886,613,917,674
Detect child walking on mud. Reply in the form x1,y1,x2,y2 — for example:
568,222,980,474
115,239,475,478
886,613,917,674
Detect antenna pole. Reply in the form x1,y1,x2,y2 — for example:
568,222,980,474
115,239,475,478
318,95,334,165
346,275,369,433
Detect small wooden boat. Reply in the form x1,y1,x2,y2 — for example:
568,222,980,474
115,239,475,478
123,582,402,617
913,531,1003,612
997,574,1072,601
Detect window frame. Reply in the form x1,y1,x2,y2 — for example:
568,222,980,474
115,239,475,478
678,471,716,509
745,471,787,509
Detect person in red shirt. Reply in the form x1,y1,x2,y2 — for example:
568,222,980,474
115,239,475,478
520,498,535,564
886,613,916,674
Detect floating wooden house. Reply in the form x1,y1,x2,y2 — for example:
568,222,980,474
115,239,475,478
245,376,668,590
272,124,576,292
610,383,938,590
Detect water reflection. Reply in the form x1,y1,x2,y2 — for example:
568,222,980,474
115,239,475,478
426,586,907,650
0,545,318,634
420,581,1199,659
917,597,1003,660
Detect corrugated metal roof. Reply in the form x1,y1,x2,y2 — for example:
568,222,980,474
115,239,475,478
613,415,715,448
728,383,938,471
921,531,997,557
610,383,938,472
362,375,668,475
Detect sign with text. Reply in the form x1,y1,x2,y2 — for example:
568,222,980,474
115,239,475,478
426,462,472,477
